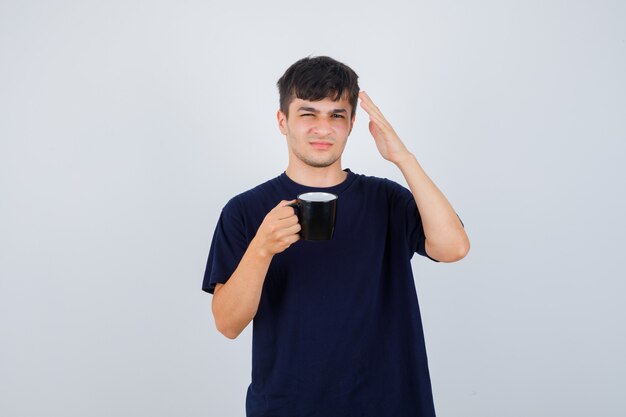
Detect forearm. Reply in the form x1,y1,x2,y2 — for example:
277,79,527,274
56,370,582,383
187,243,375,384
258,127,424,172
395,153,469,261
357,91,469,261
212,238,272,339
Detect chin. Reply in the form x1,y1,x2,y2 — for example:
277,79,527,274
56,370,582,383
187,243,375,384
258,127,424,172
310,156,341,168
293,149,340,168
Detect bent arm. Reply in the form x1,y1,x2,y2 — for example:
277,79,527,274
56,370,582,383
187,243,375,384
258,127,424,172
357,92,469,263
210,200,299,339
396,153,469,262
212,239,272,339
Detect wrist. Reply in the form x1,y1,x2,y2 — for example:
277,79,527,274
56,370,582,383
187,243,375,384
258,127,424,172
249,237,273,261
393,152,416,167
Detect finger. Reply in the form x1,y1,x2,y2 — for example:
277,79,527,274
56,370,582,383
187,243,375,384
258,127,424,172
359,91,381,112
359,91,372,105
359,100,379,121
366,114,394,139
275,224,300,243
369,120,385,138
283,222,301,236
360,103,386,129
284,232,301,245
277,213,300,227
274,220,300,241
276,199,296,208
275,200,298,219
279,205,300,219
359,94,377,115
359,94,392,130
365,105,392,130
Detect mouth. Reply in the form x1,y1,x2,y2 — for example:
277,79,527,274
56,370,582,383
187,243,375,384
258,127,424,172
310,141,333,150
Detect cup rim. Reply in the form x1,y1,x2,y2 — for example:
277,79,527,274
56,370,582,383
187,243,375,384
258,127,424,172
297,192,338,202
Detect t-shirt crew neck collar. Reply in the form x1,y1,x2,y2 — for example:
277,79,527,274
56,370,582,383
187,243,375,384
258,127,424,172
279,168,356,196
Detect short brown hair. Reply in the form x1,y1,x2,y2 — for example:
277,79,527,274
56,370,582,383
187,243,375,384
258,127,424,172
277,56,360,119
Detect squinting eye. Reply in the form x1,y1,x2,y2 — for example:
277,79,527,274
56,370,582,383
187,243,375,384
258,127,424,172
332,114,345,119
301,114,314,117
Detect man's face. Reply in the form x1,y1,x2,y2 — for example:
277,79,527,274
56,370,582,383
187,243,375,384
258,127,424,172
277,95,356,169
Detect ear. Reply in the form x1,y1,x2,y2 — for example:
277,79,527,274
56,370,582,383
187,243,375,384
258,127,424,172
277,110,288,135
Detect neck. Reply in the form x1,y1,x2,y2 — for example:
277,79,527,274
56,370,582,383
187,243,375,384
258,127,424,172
285,161,348,188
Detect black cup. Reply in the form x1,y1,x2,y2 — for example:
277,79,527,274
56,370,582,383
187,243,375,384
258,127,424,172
288,192,338,241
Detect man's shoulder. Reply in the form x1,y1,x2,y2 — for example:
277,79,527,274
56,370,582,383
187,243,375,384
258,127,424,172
349,173,415,210
221,175,282,213
351,171,405,193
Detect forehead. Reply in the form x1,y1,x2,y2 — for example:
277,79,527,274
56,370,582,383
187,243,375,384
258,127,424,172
289,96,352,112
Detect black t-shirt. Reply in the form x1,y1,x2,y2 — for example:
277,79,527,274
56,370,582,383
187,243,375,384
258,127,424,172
203,168,447,417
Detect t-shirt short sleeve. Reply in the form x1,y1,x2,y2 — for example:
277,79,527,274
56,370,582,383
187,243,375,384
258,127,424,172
384,179,465,262
202,198,249,294
384,178,441,262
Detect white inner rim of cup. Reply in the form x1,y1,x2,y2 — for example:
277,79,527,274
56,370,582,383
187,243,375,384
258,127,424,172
299,192,338,202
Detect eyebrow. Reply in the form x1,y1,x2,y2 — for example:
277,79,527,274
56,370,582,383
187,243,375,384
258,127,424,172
297,106,347,114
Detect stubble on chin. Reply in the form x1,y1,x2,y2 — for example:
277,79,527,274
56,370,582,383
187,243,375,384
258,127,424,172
293,148,339,168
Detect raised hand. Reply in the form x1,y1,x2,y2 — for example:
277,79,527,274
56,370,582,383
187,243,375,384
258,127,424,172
359,91,413,165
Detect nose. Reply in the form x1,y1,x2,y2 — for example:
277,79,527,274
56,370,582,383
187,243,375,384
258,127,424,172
311,118,333,137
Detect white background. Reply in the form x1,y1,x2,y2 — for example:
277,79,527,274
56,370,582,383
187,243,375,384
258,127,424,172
1,1,624,416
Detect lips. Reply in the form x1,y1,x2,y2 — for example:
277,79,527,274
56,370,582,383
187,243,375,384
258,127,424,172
310,141,333,150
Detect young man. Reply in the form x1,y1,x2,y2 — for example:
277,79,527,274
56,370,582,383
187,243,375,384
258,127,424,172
203,56,469,417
